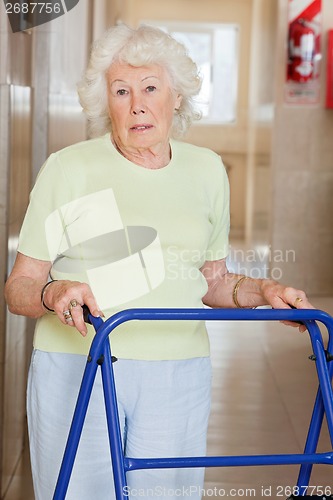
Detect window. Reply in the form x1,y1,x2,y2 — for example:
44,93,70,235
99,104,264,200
144,21,239,124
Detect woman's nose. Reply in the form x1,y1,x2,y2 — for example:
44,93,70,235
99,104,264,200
132,107,145,115
131,106,145,115
130,93,146,115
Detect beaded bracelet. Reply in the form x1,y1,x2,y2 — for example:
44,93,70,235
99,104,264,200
232,276,248,308
41,280,58,313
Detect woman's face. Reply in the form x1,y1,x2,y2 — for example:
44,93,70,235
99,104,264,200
107,62,182,154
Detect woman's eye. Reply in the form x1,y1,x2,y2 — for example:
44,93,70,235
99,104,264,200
116,89,128,96
146,85,156,92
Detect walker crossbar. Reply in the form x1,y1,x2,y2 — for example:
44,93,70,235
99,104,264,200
125,451,333,471
53,308,333,500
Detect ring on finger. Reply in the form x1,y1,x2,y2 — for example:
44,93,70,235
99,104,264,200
69,299,79,311
63,309,73,322
294,297,303,307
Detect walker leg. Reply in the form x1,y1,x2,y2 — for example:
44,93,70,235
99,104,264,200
101,342,128,500
53,358,99,499
296,389,324,492
296,321,333,494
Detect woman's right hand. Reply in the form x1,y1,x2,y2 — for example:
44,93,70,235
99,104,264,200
43,280,103,336
5,253,103,338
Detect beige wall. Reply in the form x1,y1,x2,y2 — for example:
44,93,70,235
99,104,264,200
270,0,333,294
0,15,33,495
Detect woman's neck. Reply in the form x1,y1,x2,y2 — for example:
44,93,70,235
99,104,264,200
111,136,171,170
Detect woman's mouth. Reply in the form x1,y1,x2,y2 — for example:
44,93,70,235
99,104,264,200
130,124,153,131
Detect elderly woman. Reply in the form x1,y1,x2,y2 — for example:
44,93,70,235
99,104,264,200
5,24,312,500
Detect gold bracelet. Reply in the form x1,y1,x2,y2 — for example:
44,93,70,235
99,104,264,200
232,276,248,308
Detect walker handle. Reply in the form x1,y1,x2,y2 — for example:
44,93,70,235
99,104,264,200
82,304,92,324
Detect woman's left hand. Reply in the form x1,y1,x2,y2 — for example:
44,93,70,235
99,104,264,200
201,259,315,333
260,279,315,332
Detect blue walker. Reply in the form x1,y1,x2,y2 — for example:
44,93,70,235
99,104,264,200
53,308,333,499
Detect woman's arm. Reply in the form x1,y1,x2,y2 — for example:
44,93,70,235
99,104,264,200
5,252,102,336
5,252,52,318
200,258,314,332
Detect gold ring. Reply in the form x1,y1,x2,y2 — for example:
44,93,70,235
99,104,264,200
63,309,73,321
69,299,78,311
294,297,303,307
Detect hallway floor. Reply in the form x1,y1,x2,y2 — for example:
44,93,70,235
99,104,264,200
3,237,333,499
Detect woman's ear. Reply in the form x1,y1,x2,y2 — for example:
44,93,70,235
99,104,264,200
174,94,182,111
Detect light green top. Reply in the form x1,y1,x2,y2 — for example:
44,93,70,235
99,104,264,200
18,134,230,360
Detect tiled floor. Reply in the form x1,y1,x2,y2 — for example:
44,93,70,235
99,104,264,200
3,240,333,499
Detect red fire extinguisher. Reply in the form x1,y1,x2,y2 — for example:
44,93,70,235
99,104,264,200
288,18,316,82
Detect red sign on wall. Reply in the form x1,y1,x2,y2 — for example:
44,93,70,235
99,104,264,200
285,0,322,105
326,30,333,108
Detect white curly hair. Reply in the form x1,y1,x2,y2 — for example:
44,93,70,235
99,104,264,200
77,23,202,138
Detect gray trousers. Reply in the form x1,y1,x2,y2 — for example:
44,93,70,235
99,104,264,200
27,350,212,499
